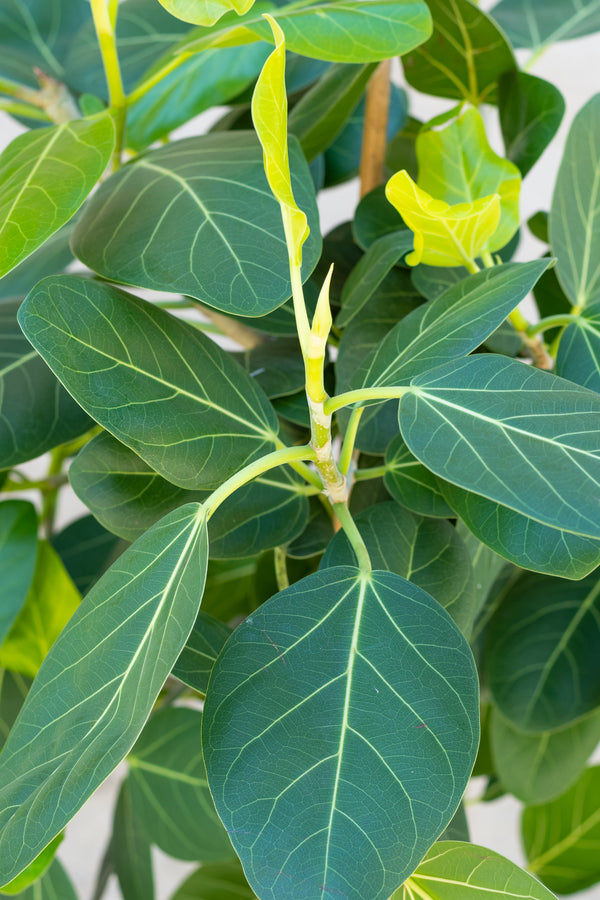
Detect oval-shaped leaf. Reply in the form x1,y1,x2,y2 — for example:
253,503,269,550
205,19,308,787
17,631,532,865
550,93,600,310
498,72,565,178
0,298,91,469
172,610,232,695
203,567,479,900
0,501,37,646
400,355,600,539
556,300,600,391
397,840,557,900
19,276,279,490
0,114,114,278
0,503,208,884
486,570,600,732
523,766,600,895
384,434,454,518
71,132,321,317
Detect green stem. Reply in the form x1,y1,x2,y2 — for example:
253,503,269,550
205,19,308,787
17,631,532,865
289,260,310,355
339,407,364,476
273,438,323,490
353,465,389,481
90,0,126,169
3,474,68,493
481,250,495,268
324,387,409,416
40,447,66,537
526,314,579,337
274,547,289,592
0,99,51,121
203,445,316,518
464,257,480,274
127,53,190,105
332,503,371,572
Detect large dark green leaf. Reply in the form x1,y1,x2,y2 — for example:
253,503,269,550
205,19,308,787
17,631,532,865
71,133,321,316
112,779,154,900
523,766,600,895
19,277,279,490
129,706,233,862
203,567,479,900
51,515,128,596
400,355,600,539
337,231,414,327
0,115,114,278
550,94,600,310
236,339,305,399
384,434,453,518
170,860,255,900
69,432,309,556
491,0,600,50
498,72,565,177
0,298,91,468
0,501,37,646
402,0,515,104
455,521,506,622
397,841,557,900
320,502,476,634
0,503,208,884
486,570,600,732
352,183,409,250
172,610,232,695
491,706,600,806
441,480,600,579
556,300,600,391
180,1,433,63
353,261,549,390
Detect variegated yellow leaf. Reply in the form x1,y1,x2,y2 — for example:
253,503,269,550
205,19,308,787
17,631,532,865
251,14,309,267
385,169,500,268
157,0,256,27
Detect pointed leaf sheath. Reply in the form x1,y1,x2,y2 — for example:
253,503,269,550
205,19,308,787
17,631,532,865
203,567,479,900
0,504,208,884
18,276,279,490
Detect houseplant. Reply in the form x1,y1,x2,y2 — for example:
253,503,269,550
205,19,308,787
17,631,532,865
0,0,600,897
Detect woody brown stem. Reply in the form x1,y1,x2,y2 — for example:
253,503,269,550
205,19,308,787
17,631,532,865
359,60,391,198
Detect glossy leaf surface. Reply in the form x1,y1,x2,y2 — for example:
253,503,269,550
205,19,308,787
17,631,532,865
0,504,208,883
550,93,600,310
0,501,37,646
402,0,515,104
486,570,600,732
498,72,565,177
491,706,600,805
397,841,557,900
384,434,453,518
0,115,114,278
172,611,232,695
203,567,479,900
129,706,233,861
72,133,321,316
556,300,600,391
400,355,600,539
523,766,600,894
0,298,91,469
19,277,279,490
491,0,600,50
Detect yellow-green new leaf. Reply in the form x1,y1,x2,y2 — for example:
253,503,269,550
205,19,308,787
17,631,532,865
417,108,521,253
252,15,309,267
0,542,80,679
158,0,255,26
386,170,500,267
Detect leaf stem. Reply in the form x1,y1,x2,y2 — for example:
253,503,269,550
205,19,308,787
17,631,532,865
332,502,371,572
526,314,579,337
339,407,364,476
0,99,51,122
274,546,289,592
90,0,126,169
203,445,316,518
127,54,190,105
353,465,389,481
273,438,323,489
324,386,409,416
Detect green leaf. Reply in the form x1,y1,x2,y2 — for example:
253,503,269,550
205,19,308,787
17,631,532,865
0,501,37,646
402,0,516,104
0,859,77,900
455,521,507,621
128,706,234,861
69,432,308,556
523,765,600,894
0,671,30,752
416,108,521,253
556,300,600,391
199,556,260,622
112,780,154,900
0,541,80,679
203,567,479,900
384,434,454,518
550,94,600,310
491,0,600,50
289,63,376,163
491,706,600,806
236,339,305,399
71,132,320,316
158,0,255,26
0,503,208,884
337,231,414,327
498,72,565,178
352,183,409,250
410,264,468,301
170,860,256,900
51,515,128,596
0,835,63,895
353,261,549,390
286,496,334,558
397,840,557,900
0,115,114,278
19,277,279,490
442,481,600,579
181,0,434,63
0,298,91,469
172,611,232,695
0,223,74,301
486,570,600,732
400,355,600,539
320,502,476,634
385,170,500,267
